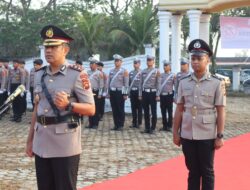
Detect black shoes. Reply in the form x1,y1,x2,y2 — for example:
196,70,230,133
159,127,172,132
111,126,123,131
86,125,98,129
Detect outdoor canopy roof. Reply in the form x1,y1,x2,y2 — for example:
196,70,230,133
158,0,250,13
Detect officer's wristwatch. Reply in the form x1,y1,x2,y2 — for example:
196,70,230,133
65,102,74,112
217,133,224,139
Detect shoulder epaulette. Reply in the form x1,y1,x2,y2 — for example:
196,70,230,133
180,74,191,81
35,66,47,72
68,65,83,72
211,74,222,81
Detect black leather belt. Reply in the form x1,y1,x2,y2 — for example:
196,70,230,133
37,114,79,125
92,88,99,91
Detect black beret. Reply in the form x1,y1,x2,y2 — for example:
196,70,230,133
75,60,83,65
97,62,104,67
33,59,43,65
188,39,213,57
40,25,74,46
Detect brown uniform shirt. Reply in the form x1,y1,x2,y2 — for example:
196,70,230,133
177,72,226,140
0,67,7,90
33,64,94,158
159,72,176,95
29,68,35,88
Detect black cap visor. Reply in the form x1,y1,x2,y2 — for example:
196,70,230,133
190,50,209,57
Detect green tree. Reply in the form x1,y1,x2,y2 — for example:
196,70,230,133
110,4,157,54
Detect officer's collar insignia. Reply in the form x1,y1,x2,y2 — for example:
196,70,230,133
46,28,54,38
194,41,201,48
60,65,66,71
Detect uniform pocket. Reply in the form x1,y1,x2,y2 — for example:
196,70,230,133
201,90,214,104
183,90,192,96
203,115,216,124
55,125,77,134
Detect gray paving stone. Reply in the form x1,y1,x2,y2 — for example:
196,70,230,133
0,97,249,189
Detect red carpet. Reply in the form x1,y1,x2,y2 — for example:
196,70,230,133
80,133,250,190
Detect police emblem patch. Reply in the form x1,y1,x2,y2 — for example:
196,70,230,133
46,28,54,38
194,41,201,48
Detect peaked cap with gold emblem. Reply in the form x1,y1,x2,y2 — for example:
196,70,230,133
188,39,213,57
40,25,74,46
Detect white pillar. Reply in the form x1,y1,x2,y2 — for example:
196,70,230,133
187,10,202,41
171,14,183,74
199,14,211,44
187,10,202,71
199,14,211,71
158,11,172,72
144,44,156,57
232,65,241,91
39,45,47,65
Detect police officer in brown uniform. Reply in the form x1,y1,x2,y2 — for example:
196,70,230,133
139,55,161,134
173,39,226,190
8,59,26,122
25,25,95,190
97,61,107,120
30,59,43,110
159,60,176,132
107,54,129,131
129,58,142,128
174,57,191,102
87,57,104,129
19,60,29,115
0,59,8,112
2,59,10,109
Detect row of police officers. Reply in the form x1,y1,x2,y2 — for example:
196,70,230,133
83,53,191,134
0,58,44,121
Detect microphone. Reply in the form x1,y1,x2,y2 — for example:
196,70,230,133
4,85,26,105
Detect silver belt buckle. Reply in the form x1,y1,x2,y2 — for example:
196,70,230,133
111,87,116,91
151,89,156,92
144,89,150,92
131,87,138,91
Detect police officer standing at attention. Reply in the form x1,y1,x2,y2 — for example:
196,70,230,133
19,60,29,115
159,60,176,132
29,59,43,111
107,54,129,131
97,61,107,121
173,39,226,190
2,59,10,108
129,58,142,128
139,55,161,134
174,57,190,102
86,57,104,129
0,59,8,112
9,59,25,122
25,25,95,190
